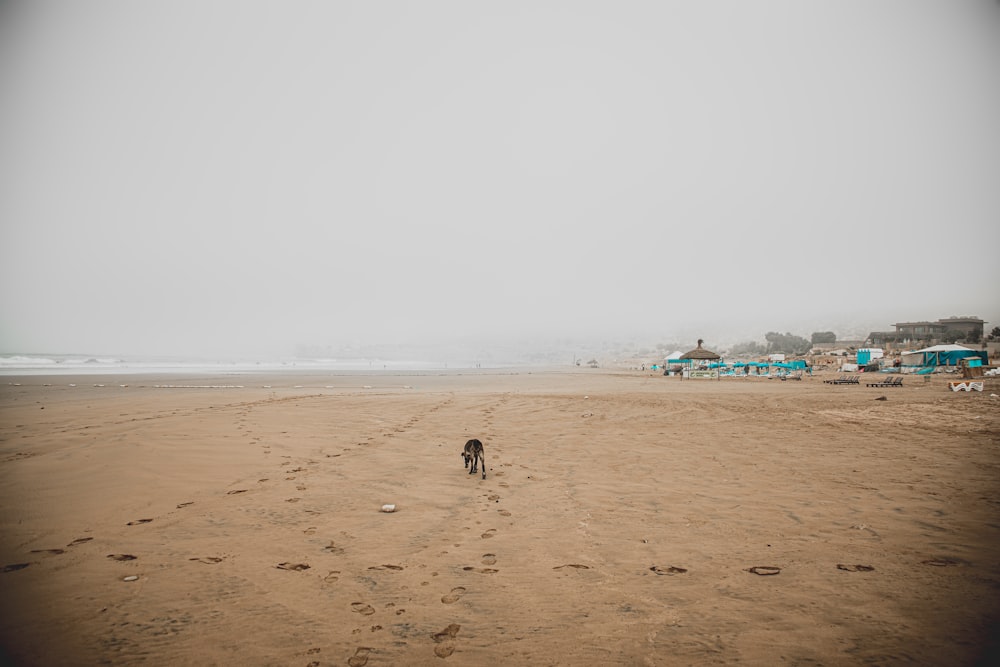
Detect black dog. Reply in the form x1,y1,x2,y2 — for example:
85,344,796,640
462,439,486,479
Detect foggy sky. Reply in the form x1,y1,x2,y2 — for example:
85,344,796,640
1,1,998,357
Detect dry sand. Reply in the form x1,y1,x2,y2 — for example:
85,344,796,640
1,369,999,666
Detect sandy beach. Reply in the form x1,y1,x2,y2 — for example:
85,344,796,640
1,369,998,666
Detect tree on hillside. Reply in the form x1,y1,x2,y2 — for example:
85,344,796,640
940,330,963,344
990,326,1000,341
810,331,836,344
731,340,766,356
765,331,811,355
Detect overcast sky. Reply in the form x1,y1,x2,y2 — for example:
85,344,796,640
1,1,998,357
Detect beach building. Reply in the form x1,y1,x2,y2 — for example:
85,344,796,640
679,340,722,378
680,340,721,364
866,316,986,348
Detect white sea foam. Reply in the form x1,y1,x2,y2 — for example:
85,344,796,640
0,355,59,366
0,354,496,375
0,354,124,372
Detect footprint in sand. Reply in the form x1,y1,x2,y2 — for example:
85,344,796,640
347,646,373,666
431,623,460,642
226,489,247,495
107,554,137,561
481,554,497,565
30,549,65,555
837,563,875,572
2,563,30,573
126,518,153,526
189,556,224,564
176,502,194,509
480,529,497,539
441,586,466,604
285,498,300,503
67,537,93,547
487,494,500,502
462,566,498,574
434,644,455,658
323,571,341,583
276,562,310,571
431,624,460,657
367,564,404,571
649,565,687,575
554,563,590,571
497,510,511,517
351,602,375,616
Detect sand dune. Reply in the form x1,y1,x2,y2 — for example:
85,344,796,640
1,370,998,665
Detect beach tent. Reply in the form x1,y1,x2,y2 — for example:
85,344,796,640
901,344,988,367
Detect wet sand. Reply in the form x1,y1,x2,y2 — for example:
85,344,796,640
1,369,999,666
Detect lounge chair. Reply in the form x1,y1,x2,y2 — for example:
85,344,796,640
867,376,904,388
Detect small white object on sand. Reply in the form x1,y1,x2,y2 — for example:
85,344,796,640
123,575,139,582
381,504,396,513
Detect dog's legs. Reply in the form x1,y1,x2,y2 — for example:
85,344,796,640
479,450,486,479
469,454,476,474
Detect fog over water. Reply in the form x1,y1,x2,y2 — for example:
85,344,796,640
1,2,998,361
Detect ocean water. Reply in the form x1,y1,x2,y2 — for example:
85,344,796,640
0,354,484,375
